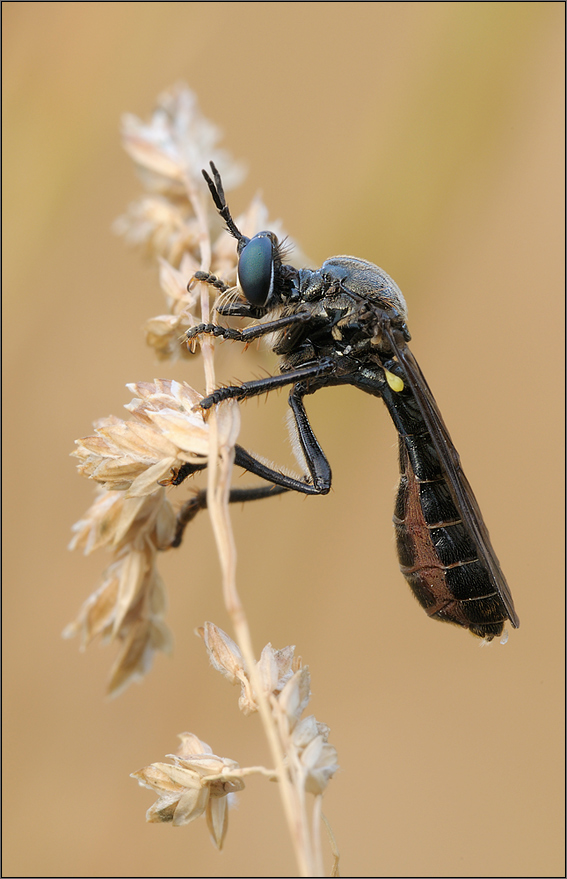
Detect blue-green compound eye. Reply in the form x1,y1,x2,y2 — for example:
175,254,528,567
237,235,274,306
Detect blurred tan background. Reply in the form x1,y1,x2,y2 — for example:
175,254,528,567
3,3,564,877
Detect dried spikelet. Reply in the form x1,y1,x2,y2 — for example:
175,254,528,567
133,625,339,848
67,379,211,695
131,732,244,849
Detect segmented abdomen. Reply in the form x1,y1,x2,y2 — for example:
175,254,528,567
384,387,508,639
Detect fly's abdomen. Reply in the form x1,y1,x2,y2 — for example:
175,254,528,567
384,388,508,639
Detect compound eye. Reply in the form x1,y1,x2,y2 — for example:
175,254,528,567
237,235,274,306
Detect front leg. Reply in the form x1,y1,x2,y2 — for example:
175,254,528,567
185,311,312,349
191,271,232,294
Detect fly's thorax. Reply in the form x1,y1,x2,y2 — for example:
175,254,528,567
318,256,408,321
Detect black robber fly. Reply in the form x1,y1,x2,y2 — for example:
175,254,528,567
178,162,519,641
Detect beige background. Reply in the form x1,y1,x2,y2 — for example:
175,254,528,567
3,3,564,877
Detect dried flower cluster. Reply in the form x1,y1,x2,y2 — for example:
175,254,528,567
66,86,282,693
199,623,339,796
113,85,285,361
131,732,245,850
132,625,338,849
65,379,210,695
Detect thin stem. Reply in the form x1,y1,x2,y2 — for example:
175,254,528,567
185,165,319,876
205,407,315,875
312,795,324,877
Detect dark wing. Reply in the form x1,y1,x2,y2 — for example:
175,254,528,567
385,323,519,629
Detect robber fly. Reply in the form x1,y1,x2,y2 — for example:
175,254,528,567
178,162,519,641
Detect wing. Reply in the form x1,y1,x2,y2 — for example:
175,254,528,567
385,323,519,629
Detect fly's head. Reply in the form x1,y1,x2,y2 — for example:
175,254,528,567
202,162,298,315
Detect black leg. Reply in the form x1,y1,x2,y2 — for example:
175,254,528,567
197,357,335,409
287,385,332,492
168,349,342,547
169,393,333,548
233,444,329,494
171,482,289,548
191,271,233,294
185,310,312,348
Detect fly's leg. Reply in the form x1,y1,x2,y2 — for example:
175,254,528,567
234,442,330,494
286,384,332,492
191,271,233,294
168,352,337,547
185,311,312,350
171,482,289,548
222,381,332,493
169,388,333,547
195,357,335,408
